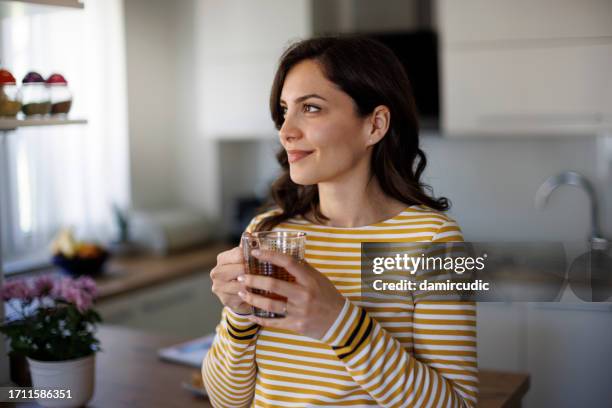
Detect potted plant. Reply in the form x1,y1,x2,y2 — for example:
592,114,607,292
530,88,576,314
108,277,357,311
1,275,102,408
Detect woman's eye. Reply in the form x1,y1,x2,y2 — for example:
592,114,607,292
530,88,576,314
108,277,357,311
280,106,288,116
303,104,320,113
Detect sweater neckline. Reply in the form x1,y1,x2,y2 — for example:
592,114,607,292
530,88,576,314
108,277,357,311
293,204,423,230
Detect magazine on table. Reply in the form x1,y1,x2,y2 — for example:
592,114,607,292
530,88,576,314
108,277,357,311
157,333,216,368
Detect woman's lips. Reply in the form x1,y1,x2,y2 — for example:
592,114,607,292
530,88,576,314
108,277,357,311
287,150,314,163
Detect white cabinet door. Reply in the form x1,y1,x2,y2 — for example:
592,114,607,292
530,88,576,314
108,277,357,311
442,42,612,136
524,304,612,407
476,303,527,371
97,273,224,338
477,302,612,407
196,0,312,139
438,0,612,44
438,0,612,136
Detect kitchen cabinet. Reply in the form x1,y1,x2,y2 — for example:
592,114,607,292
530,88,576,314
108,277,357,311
477,303,527,372
197,0,311,139
438,0,612,43
96,272,223,338
477,301,612,407
524,303,612,407
437,0,612,136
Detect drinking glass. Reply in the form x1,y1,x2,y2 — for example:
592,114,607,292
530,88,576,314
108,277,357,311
241,231,306,318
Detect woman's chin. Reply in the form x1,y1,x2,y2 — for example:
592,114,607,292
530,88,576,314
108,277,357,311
289,170,318,186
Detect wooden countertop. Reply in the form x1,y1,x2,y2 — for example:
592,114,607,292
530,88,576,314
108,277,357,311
8,325,529,408
478,370,530,408
94,243,231,301
6,243,232,302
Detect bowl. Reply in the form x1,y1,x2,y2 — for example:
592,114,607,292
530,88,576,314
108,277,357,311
52,251,109,277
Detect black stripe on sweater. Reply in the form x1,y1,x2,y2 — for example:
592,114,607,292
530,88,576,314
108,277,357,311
332,308,366,351
337,317,373,360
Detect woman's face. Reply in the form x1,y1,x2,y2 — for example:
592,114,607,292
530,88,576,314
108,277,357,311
278,59,373,186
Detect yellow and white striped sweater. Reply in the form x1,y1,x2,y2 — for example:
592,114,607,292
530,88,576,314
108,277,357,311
202,205,478,407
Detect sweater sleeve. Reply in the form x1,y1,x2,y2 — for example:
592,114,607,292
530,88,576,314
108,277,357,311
320,218,478,408
202,307,260,408
202,213,274,407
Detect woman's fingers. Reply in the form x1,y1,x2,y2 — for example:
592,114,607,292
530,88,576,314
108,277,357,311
239,275,301,301
210,263,246,282
238,290,287,315
216,246,244,265
216,281,247,296
251,250,313,285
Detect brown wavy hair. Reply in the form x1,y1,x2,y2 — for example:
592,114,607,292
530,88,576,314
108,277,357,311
256,36,449,232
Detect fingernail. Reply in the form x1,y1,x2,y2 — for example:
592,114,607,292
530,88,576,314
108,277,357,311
237,275,245,282
251,249,261,257
238,291,246,298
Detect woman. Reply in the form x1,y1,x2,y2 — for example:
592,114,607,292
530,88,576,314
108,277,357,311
203,37,478,408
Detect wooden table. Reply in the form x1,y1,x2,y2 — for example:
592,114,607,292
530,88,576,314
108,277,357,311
10,325,529,407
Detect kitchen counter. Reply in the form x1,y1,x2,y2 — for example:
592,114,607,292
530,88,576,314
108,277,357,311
7,325,530,408
94,243,232,301
6,243,232,302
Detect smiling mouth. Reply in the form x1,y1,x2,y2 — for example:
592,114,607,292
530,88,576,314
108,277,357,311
287,151,314,163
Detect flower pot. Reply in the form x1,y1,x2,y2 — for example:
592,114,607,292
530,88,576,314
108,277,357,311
9,352,32,386
27,354,95,408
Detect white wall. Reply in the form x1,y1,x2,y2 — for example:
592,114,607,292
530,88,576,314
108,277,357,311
173,0,218,216
124,0,311,224
421,133,612,241
124,0,180,210
216,133,612,243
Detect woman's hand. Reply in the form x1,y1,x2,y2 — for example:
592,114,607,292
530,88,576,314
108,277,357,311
237,249,346,340
210,247,251,315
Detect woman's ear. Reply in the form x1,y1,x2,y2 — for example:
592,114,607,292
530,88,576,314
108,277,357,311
366,105,391,146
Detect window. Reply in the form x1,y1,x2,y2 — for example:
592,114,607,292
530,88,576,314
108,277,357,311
0,0,129,274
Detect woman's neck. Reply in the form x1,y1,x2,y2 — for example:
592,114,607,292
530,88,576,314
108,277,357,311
315,175,407,228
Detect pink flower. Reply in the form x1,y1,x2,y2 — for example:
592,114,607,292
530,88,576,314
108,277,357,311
1,279,34,302
75,293,93,313
51,278,70,299
32,275,55,298
53,278,95,313
75,277,98,298
65,286,92,313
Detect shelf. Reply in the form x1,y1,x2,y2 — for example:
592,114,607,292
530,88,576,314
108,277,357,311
0,118,87,130
0,0,82,19
0,0,83,9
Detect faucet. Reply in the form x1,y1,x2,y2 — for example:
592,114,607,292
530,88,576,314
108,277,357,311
535,171,608,250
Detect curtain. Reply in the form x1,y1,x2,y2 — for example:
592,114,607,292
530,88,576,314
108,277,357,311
0,0,130,273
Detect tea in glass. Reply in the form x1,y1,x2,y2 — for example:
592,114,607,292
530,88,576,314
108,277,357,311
241,231,306,318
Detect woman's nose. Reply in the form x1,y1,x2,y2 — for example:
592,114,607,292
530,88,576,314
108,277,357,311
279,115,302,143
